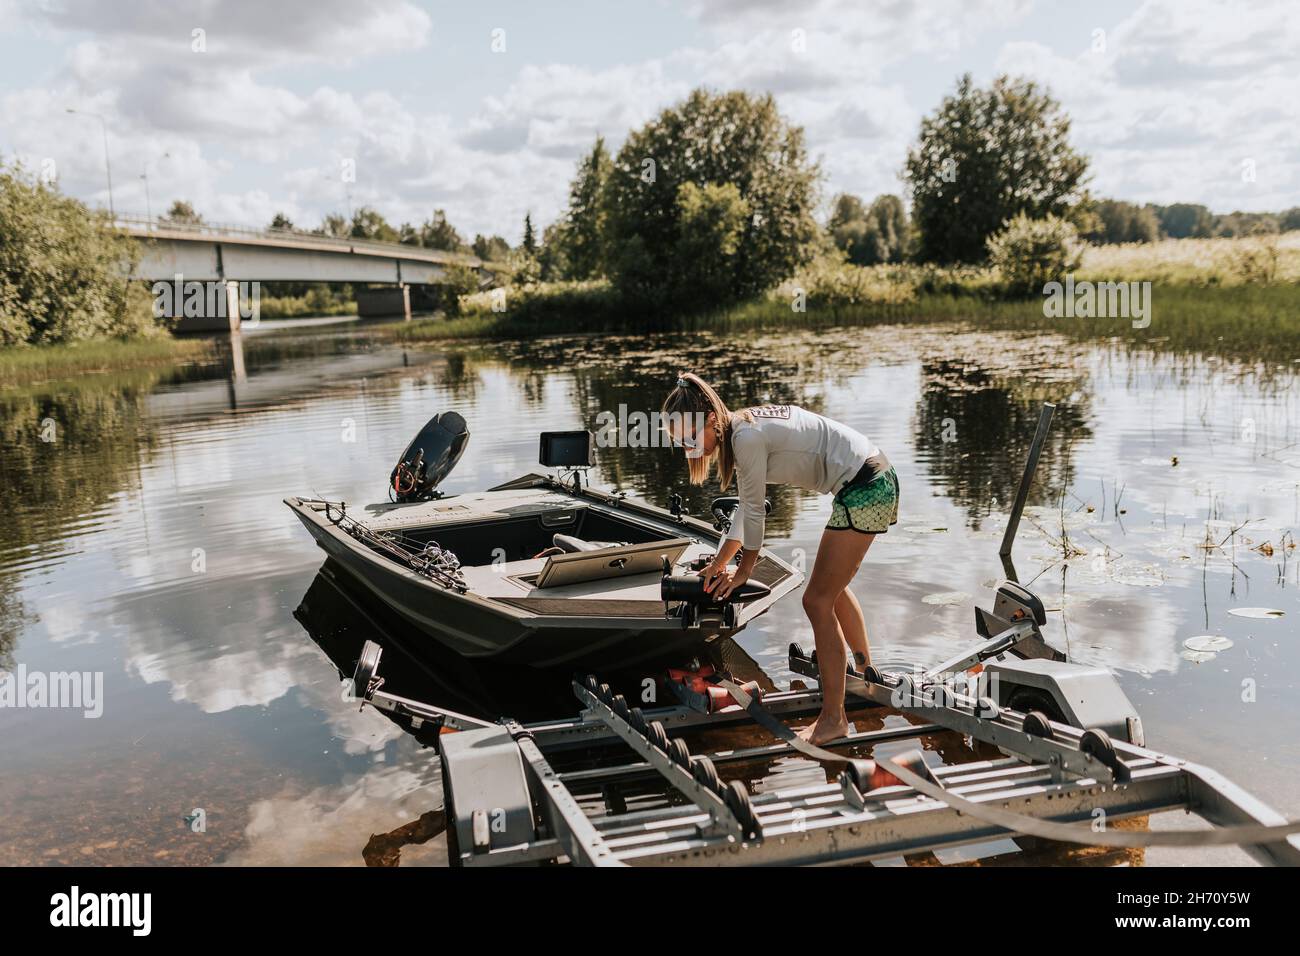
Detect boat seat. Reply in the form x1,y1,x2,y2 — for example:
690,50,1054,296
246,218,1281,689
552,533,623,553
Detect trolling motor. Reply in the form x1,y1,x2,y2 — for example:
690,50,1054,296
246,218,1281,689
661,557,772,631
390,411,470,502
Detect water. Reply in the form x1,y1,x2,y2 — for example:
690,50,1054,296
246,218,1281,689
1,322,1296,865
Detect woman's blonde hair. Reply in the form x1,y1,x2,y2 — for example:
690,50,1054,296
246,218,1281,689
661,372,749,489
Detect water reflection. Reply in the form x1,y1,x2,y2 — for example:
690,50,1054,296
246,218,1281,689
914,357,1091,524
1,320,1296,865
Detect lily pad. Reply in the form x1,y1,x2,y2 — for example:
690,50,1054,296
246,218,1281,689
1183,635,1233,653
1181,650,1218,664
1110,561,1164,587
921,591,971,607
1226,607,1286,619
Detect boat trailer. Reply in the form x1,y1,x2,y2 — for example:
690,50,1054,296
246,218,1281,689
349,579,1300,868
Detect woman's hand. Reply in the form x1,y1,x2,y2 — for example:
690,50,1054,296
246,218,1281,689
701,563,749,600
698,560,726,591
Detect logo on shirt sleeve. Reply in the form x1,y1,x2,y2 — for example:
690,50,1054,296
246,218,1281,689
748,404,791,419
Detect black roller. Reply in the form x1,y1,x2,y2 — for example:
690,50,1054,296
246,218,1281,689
691,756,720,793
628,707,647,735
669,738,691,767
1022,710,1054,739
647,721,669,753
1080,727,1130,781
724,781,760,840
843,758,877,792
352,640,382,698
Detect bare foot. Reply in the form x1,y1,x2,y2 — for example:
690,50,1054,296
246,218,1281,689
797,713,849,746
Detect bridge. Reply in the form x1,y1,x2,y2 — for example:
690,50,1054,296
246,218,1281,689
120,217,490,330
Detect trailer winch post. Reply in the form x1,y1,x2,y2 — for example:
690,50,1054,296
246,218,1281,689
1000,402,1056,568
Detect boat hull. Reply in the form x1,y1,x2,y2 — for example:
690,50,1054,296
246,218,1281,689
286,486,801,669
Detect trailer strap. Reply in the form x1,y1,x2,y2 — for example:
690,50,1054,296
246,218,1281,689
712,676,867,764
877,752,1300,850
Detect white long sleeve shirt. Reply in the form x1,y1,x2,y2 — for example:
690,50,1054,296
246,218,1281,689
725,405,880,550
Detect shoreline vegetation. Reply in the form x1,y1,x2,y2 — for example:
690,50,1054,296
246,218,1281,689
5,231,1296,390
394,231,1300,361
5,76,1300,390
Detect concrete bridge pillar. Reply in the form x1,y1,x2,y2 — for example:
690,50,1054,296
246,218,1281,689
355,285,412,321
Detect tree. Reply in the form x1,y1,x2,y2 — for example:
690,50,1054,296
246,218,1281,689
1213,211,1279,238
269,212,294,231
1086,199,1161,244
1155,203,1214,239
905,74,1090,264
418,209,465,251
161,200,203,226
522,212,537,256
349,207,399,243
602,88,820,308
471,234,512,262
828,193,909,264
314,214,349,238
439,264,480,316
1281,207,1300,232
561,137,612,279
0,161,144,345
537,223,569,281
828,194,868,262
671,182,751,306
986,213,1082,295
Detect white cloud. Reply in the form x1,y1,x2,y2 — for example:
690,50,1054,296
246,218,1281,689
23,0,432,63
1,0,1296,241
991,0,1300,210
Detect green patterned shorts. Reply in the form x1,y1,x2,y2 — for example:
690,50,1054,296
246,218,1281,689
827,466,900,535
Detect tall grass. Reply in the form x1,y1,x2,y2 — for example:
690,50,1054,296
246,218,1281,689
0,337,218,390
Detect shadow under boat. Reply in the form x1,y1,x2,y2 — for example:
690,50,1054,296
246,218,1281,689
294,559,779,729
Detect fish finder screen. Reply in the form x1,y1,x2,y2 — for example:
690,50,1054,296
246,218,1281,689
539,430,594,467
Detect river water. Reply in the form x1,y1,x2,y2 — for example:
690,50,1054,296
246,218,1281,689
1,321,1296,865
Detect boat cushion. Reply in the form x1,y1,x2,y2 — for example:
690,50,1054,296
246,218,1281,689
552,533,622,553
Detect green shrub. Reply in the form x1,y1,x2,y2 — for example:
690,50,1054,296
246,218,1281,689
986,213,1083,295
441,264,483,317
0,161,148,346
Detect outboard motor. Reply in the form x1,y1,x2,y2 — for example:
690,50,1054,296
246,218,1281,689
390,411,470,502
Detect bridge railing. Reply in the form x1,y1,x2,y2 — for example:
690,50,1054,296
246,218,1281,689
114,213,484,267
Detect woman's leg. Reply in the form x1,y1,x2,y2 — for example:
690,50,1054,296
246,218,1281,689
797,529,875,745
836,586,870,666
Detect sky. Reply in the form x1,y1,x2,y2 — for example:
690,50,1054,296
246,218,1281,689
1,0,1296,244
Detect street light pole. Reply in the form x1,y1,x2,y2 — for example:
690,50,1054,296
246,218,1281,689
66,108,115,219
